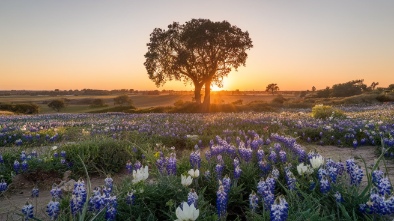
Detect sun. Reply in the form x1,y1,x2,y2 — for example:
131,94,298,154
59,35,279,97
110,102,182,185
211,77,231,91
211,85,222,91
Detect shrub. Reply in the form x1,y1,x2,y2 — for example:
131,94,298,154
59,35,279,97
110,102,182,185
48,99,65,112
376,94,394,102
114,94,132,106
0,103,39,114
271,95,286,104
61,138,133,175
311,104,345,119
90,98,106,107
231,99,243,105
173,99,184,107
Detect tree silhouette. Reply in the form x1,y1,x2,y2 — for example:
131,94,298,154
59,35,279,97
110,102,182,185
113,95,132,106
48,99,65,112
266,83,280,94
312,86,316,92
144,18,253,112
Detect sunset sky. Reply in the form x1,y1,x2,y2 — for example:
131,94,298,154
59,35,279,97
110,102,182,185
1,0,393,91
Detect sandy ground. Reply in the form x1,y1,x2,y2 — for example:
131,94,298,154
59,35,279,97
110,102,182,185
0,145,392,220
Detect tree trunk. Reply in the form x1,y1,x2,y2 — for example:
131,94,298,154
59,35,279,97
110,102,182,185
194,83,202,104
202,80,211,112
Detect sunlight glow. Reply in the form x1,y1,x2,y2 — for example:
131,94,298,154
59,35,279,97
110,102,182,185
211,77,231,91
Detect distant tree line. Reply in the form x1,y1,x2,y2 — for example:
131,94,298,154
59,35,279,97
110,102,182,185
313,79,388,98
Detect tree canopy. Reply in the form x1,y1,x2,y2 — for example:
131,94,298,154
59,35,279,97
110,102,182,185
266,83,280,94
113,95,132,106
48,99,65,112
144,18,253,111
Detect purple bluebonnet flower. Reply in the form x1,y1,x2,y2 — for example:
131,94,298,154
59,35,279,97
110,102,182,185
257,177,275,210
134,160,142,171
215,164,224,180
279,150,287,163
21,202,34,220
309,180,316,190
257,149,265,161
273,143,281,152
271,167,280,180
50,185,62,199
268,151,277,163
60,158,66,164
20,151,27,161
89,187,105,213
216,184,228,218
258,160,271,176
105,196,117,221
126,160,133,174
233,157,240,168
156,156,166,174
345,159,363,186
372,170,384,185
284,168,296,191
378,177,392,196
31,150,37,158
126,191,135,205
234,165,242,180
250,138,259,151
317,168,328,181
205,150,212,162
187,189,198,208
13,160,20,173
60,151,66,158
352,139,358,148
105,176,113,189
15,139,22,146
0,179,7,192
22,160,28,172
270,196,289,221
238,145,252,162
249,191,259,212
70,180,87,215
190,150,201,169
334,191,344,203
46,200,60,220
53,152,58,158
222,176,231,195
166,153,177,175
103,187,111,197
319,176,330,194
327,165,338,183
0,154,3,163
31,186,39,198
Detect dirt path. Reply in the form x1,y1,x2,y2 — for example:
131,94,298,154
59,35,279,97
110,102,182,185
0,174,128,220
309,145,394,186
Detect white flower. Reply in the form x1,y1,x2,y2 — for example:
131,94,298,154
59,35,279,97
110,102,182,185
175,202,199,221
310,155,324,169
181,175,193,187
297,163,313,175
132,166,149,183
188,169,200,178
52,146,58,150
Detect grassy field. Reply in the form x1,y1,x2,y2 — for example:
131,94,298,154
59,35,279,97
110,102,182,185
0,93,295,114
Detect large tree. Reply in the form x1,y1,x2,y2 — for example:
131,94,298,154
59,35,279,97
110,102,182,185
266,83,280,94
144,19,253,112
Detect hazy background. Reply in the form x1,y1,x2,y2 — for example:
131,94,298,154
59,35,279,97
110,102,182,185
1,0,393,91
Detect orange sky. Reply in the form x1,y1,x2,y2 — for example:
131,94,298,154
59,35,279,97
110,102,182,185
1,0,393,91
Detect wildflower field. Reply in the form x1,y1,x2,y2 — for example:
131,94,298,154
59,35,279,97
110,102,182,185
1,104,394,220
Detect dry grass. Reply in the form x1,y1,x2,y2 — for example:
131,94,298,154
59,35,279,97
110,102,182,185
0,111,14,115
